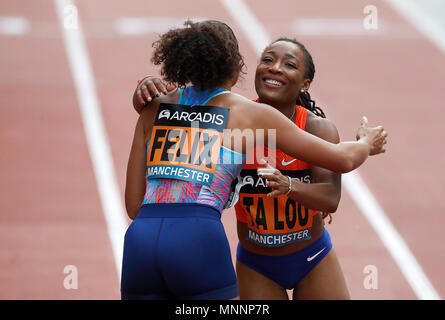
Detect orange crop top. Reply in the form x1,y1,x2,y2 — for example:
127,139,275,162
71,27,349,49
234,104,319,247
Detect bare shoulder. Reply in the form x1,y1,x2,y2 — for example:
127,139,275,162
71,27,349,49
305,110,340,143
228,93,281,118
222,92,262,129
140,88,180,123
155,87,181,105
138,90,177,143
223,91,255,107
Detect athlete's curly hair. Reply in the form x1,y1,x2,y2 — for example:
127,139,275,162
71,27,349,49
271,38,333,224
151,20,245,89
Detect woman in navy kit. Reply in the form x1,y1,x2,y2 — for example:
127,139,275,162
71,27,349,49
122,20,387,300
121,86,243,300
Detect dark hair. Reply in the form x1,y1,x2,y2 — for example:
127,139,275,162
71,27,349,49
151,20,245,89
270,38,326,119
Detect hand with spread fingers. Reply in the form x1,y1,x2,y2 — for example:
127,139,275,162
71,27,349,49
134,76,177,110
356,116,388,155
257,158,293,198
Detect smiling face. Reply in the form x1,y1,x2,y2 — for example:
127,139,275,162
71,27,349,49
255,40,311,108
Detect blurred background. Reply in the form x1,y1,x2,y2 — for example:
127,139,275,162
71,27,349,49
0,0,444,299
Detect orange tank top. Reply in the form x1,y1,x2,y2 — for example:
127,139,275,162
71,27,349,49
234,104,319,247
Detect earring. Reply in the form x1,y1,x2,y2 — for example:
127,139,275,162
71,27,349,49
300,89,305,93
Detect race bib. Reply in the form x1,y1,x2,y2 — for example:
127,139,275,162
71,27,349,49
242,195,314,247
238,168,316,247
146,103,229,186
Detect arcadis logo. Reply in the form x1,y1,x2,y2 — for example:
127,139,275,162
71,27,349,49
158,109,171,120
158,107,225,126
242,176,254,187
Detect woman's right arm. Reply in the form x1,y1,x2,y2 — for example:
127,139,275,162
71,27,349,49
235,100,387,174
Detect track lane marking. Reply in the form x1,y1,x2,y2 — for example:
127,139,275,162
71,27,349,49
343,172,440,300
54,0,127,281
113,16,208,35
0,16,30,35
220,0,440,300
386,0,445,54
293,18,386,36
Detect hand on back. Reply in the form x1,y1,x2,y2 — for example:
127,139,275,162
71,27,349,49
135,77,176,106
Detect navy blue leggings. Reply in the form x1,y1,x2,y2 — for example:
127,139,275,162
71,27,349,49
121,203,238,300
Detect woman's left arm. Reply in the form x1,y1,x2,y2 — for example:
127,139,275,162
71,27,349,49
125,114,148,220
259,117,342,213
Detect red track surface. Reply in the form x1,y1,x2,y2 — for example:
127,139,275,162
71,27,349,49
1,0,444,299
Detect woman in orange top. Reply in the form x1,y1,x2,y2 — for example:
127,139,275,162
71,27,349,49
234,38,348,299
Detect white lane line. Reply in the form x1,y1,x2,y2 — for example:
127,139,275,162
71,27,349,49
114,17,207,35
293,18,386,36
220,0,440,300
54,0,127,281
386,0,445,54
343,173,440,300
219,0,270,55
0,16,30,35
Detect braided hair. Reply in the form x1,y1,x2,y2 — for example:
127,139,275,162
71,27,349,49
271,38,332,223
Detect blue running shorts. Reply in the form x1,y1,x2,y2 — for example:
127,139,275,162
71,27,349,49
121,203,238,300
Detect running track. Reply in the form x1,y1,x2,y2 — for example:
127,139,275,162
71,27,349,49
1,0,444,299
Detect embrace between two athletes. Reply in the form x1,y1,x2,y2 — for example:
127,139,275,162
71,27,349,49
123,20,387,300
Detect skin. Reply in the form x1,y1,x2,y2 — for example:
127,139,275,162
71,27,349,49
128,42,387,301
127,84,386,218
